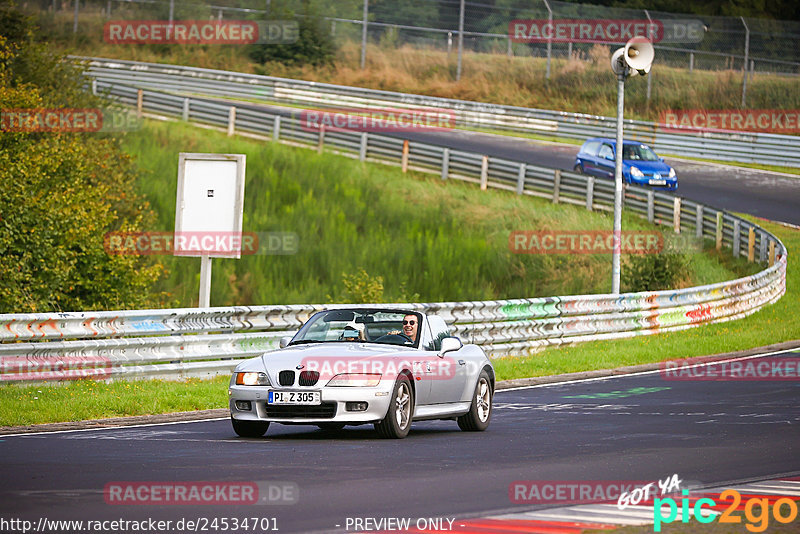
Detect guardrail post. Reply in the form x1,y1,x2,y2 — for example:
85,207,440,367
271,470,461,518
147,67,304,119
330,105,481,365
759,231,767,263
317,124,325,154
273,115,281,141
695,205,704,239
673,197,681,233
647,191,654,223
552,169,561,204
227,106,236,137
402,140,410,172
689,52,694,73
732,219,741,258
480,155,489,190
585,176,595,211
516,163,526,195
136,89,143,118
769,241,776,266
441,148,450,180
359,132,368,161
716,212,723,250
182,98,190,121
91,79,97,95
747,226,756,262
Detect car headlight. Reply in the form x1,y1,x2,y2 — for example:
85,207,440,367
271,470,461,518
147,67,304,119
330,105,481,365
630,166,644,178
326,373,381,387
668,168,676,178
235,372,270,386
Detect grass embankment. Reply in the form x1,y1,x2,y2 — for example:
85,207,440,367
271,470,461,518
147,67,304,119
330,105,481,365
38,10,800,123
123,120,749,306
0,118,777,427
0,378,229,428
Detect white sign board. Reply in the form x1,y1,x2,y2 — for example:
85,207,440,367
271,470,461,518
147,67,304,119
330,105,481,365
174,153,246,259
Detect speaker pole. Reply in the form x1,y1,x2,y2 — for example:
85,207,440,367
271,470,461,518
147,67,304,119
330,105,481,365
611,69,625,295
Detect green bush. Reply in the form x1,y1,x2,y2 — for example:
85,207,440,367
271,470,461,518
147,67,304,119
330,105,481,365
248,14,336,67
623,253,691,292
0,4,167,312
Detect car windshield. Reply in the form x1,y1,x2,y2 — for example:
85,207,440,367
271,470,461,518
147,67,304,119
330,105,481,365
622,144,660,161
290,309,421,348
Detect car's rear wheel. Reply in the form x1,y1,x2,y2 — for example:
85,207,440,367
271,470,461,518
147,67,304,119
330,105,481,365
374,374,414,439
457,370,492,431
317,423,346,432
231,417,270,438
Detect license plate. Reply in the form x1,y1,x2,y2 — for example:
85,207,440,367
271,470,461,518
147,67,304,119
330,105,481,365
268,391,320,405
649,179,666,185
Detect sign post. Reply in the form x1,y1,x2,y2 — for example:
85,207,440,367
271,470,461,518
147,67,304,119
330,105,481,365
174,153,246,308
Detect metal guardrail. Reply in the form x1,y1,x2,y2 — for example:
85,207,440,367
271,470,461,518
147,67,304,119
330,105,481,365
77,57,800,167
0,77,787,382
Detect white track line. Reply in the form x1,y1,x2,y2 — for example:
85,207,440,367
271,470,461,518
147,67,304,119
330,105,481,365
498,347,798,392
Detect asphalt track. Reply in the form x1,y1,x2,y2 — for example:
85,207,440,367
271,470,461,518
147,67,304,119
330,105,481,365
200,97,800,226
2,349,798,533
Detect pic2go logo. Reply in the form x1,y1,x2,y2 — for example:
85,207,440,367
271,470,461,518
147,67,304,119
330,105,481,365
654,489,799,532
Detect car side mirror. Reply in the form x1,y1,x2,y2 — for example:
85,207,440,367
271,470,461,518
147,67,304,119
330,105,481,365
439,336,462,356
659,157,665,162
279,336,292,348
605,154,614,161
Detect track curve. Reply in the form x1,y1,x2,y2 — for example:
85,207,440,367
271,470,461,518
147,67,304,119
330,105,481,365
200,97,800,226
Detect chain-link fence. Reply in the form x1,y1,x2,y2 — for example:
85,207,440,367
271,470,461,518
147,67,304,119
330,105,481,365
31,0,800,104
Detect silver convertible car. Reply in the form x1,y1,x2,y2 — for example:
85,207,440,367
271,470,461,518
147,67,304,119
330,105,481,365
228,308,494,438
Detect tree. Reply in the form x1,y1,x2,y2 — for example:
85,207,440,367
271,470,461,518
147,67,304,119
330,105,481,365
0,4,168,312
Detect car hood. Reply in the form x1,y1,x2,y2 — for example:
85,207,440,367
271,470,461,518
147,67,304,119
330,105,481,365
234,342,419,375
624,160,672,174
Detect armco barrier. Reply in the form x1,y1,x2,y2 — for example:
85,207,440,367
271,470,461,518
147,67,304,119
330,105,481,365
77,56,800,168
0,77,787,382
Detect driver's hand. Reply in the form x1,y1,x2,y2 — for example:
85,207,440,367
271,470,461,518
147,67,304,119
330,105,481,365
387,330,401,335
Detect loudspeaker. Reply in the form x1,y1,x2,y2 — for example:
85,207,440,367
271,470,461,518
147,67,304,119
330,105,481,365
611,37,654,77
624,37,654,75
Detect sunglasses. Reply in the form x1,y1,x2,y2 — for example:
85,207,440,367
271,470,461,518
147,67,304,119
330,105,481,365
402,320,416,325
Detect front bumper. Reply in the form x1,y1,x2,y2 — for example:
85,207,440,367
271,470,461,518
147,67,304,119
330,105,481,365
628,174,678,190
229,384,394,424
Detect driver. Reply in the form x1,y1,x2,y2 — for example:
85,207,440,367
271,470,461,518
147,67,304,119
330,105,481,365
387,313,418,344
401,314,418,343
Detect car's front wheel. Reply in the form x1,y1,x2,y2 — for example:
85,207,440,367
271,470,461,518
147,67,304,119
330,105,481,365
374,374,414,439
573,164,584,174
457,370,492,431
231,417,270,438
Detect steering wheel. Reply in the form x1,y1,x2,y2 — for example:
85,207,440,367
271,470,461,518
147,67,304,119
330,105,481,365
395,332,413,343
375,332,413,345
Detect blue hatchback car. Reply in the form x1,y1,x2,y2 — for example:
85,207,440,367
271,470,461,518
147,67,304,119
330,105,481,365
573,138,677,190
